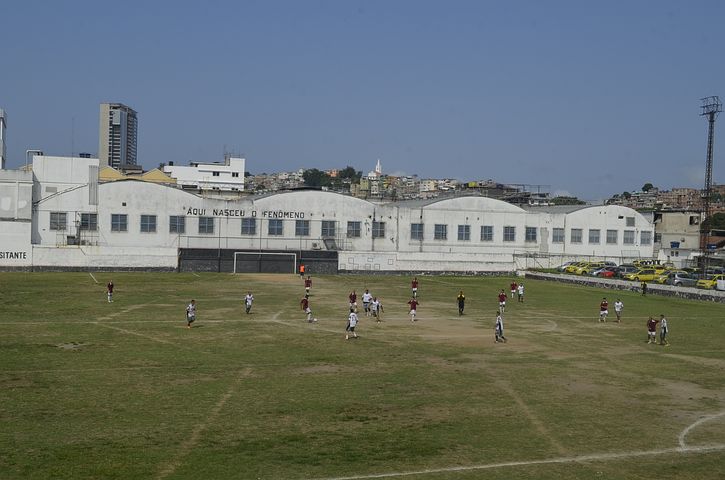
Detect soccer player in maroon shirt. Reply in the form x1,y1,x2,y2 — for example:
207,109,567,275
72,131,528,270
349,290,357,309
411,277,419,298
498,289,507,313
647,316,659,344
107,280,114,303
304,276,312,295
300,294,316,323
510,281,518,299
407,298,419,322
599,298,609,322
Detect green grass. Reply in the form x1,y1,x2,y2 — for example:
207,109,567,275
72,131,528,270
0,272,724,479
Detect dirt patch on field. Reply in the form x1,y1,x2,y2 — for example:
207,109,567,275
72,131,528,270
293,364,345,375
56,342,87,350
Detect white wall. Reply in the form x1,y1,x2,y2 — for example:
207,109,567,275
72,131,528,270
164,157,245,191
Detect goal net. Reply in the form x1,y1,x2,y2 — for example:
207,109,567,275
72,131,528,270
233,252,297,274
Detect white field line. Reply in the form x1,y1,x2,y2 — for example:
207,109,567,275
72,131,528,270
155,367,253,480
679,411,725,448
310,445,725,480
92,322,179,346
192,272,201,277
88,272,99,284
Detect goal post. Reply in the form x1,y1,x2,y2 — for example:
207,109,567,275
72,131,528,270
233,252,297,274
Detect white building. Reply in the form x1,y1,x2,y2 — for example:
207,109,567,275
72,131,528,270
0,156,654,272
164,156,245,192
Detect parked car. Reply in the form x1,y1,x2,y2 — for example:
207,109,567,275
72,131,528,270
624,269,658,282
565,262,588,274
575,262,605,275
663,271,699,287
591,266,618,278
655,270,688,284
615,265,638,278
557,261,577,272
696,274,725,290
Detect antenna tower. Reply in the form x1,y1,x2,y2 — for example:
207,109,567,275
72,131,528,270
699,96,722,269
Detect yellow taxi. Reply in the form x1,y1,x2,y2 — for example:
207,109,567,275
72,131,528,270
565,262,588,274
623,269,659,282
696,274,725,290
574,262,605,275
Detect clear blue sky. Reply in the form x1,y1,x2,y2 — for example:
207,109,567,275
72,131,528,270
2,0,724,200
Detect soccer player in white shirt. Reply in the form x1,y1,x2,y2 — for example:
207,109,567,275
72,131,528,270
659,315,669,346
346,308,358,340
244,292,254,314
517,283,525,302
362,289,373,316
495,312,507,343
371,297,383,322
186,300,196,329
614,299,623,323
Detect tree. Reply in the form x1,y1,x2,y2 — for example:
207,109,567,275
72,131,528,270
622,191,632,199
338,166,362,181
705,212,725,230
550,196,586,205
302,168,332,187
642,183,654,192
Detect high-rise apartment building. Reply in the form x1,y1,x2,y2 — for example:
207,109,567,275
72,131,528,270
0,109,7,169
98,103,137,169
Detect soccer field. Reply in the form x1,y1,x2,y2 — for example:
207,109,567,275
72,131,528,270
1,272,724,480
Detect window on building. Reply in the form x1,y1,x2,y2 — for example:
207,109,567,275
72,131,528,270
641,231,652,245
588,229,600,244
140,214,157,233
232,172,239,178
481,225,493,241
654,233,662,243
689,215,700,225
80,213,97,231
111,214,127,232
411,223,424,240
503,226,516,242
347,221,361,238
212,172,220,177
457,225,470,241
241,218,256,235
606,229,618,244
372,221,385,238
295,220,310,236
525,227,537,242
268,219,283,236
169,215,186,234
198,217,214,234
626,216,635,227
570,228,583,244
552,227,564,243
49,212,67,231
321,220,336,237
623,230,635,245
434,224,448,240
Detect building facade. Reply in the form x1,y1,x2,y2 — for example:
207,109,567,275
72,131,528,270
98,103,138,169
0,156,655,272
163,156,245,192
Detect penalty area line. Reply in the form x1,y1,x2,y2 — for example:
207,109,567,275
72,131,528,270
310,444,725,480
89,272,99,284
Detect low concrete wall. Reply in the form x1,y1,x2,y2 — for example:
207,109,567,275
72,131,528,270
339,251,514,273
526,272,725,303
31,245,178,271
